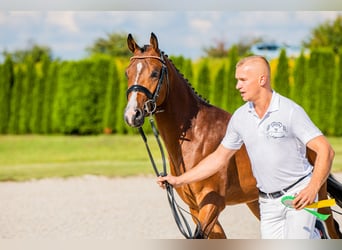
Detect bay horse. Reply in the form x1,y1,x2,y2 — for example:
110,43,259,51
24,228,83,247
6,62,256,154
124,32,342,239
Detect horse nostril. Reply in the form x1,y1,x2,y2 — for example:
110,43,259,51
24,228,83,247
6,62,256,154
135,109,143,119
134,108,144,121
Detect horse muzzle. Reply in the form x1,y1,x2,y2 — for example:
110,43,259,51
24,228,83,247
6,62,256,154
124,107,145,128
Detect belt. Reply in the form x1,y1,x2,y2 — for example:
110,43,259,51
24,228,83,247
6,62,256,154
259,174,310,199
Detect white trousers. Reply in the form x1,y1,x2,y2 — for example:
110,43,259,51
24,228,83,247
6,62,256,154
259,175,320,239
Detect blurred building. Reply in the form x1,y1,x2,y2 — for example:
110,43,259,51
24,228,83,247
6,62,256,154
250,42,306,60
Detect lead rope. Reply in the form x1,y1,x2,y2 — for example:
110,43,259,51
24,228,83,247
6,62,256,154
138,115,204,239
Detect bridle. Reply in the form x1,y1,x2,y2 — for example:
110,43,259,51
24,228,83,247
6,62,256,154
125,53,204,238
126,54,169,115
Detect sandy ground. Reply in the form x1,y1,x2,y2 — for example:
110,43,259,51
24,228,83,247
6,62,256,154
0,174,341,239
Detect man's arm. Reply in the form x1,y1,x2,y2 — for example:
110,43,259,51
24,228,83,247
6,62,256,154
293,135,335,209
157,144,237,188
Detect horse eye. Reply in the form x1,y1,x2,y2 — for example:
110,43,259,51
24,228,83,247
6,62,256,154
151,70,159,78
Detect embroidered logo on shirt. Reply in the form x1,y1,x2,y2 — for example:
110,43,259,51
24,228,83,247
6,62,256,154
266,122,287,139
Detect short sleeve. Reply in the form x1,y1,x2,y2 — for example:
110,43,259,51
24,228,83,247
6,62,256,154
291,105,322,145
221,114,243,150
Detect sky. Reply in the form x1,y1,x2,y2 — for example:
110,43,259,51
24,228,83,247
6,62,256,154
0,11,341,61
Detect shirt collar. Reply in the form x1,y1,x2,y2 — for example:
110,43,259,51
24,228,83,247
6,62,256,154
248,90,279,114
268,91,279,113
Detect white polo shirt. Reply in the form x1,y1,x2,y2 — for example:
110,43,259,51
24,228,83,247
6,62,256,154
221,91,322,193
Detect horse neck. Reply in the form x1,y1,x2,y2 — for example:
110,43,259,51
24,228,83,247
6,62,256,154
155,60,206,141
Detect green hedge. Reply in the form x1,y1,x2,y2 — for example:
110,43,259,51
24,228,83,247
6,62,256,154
0,49,341,136
0,56,14,133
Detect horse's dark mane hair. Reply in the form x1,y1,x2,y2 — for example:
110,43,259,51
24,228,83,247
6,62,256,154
161,51,211,105
137,45,149,53
138,43,210,105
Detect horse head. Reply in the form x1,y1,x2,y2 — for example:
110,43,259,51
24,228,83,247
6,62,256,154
124,33,169,128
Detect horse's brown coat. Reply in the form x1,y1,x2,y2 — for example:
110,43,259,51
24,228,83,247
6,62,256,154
124,33,341,239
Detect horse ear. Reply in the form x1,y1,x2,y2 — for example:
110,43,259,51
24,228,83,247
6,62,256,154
150,32,159,51
127,33,140,53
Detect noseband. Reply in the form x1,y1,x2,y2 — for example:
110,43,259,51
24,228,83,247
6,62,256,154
126,55,169,115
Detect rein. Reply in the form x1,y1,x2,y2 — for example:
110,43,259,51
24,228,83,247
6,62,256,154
138,116,204,239
127,54,204,238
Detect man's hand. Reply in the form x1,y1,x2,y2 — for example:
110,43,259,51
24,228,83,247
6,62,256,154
157,174,180,189
292,184,319,210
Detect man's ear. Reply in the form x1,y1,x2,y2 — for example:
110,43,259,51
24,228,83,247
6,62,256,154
259,75,266,86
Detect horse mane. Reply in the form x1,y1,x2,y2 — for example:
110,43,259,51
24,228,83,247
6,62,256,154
138,42,211,105
162,51,211,106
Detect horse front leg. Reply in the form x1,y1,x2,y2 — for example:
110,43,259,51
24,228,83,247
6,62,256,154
192,191,227,239
193,203,226,239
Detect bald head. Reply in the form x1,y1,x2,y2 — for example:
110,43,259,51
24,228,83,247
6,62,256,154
236,55,271,88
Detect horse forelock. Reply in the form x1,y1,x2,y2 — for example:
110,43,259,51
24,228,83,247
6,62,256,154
142,45,149,52
136,44,159,54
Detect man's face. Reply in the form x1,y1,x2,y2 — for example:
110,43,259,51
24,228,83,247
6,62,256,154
235,64,260,102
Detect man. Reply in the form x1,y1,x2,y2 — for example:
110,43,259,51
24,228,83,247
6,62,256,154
157,55,335,239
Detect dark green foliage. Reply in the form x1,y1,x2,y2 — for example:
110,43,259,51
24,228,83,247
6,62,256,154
315,49,335,135
212,63,226,108
0,55,14,133
86,32,131,57
30,54,50,133
274,49,290,97
18,57,36,134
196,59,211,100
169,55,185,70
3,44,52,64
88,58,111,134
115,59,130,134
303,50,320,121
333,52,342,136
41,61,58,134
291,52,306,106
302,49,336,135
0,50,341,136
224,46,242,112
183,59,194,84
304,14,342,49
53,58,110,134
170,58,193,87
8,65,24,134
103,60,120,133
169,55,194,84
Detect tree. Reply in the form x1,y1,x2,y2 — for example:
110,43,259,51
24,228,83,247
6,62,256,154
202,36,263,58
103,60,119,134
303,14,342,50
212,63,226,108
19,57,36,133
41,61,58,134
224,45,242,112
303,49,321,127
196,59,211,100
30,54,50,133
291,51,306,106
169,55,194,84
236,36,264,56
3,42,52,63
203,39,228,58
86,32,131,57
333,51,342,136
273,49,290,97
314,49,336,135
0,55,14,133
